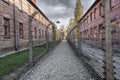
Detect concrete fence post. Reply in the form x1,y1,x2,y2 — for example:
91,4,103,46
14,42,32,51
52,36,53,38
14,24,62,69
77,23,82,56
103,0,115,79
28,11,39,68
45,24,51,51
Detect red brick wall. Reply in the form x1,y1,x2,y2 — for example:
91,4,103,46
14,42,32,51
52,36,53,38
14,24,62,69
78,0,120,44
0,0,53,52
0,0,15,51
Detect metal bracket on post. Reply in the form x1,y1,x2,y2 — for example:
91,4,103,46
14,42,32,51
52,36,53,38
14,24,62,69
28,11,39,68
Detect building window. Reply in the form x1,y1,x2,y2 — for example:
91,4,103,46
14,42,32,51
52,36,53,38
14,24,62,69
41,29,43,38
4,18,10,38
94,27,97,40
111,20,116,33
99,3,103,16
34,27,37,39
42,17,44,24
18,0,22,10
42,30,44,38
39,29,41,38
87,16,88,24
99,24,104,40
90,13,92,21
94,8,96,19
110,0,115,8
19,23,24,39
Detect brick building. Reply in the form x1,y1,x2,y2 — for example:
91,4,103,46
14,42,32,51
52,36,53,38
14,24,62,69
77,0,120,47
0,0,53,52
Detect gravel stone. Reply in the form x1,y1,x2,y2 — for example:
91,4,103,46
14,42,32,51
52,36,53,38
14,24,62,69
20,41,94,80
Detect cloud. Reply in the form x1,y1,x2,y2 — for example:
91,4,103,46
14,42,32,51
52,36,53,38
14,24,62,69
38,0,75,8
37,0,95,27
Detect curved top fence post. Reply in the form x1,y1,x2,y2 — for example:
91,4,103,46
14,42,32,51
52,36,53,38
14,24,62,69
28,11,39,68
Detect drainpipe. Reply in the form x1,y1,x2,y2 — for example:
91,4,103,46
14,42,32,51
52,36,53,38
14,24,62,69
13,0,18,51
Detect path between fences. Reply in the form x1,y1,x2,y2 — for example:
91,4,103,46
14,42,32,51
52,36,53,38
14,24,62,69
20,40,95,80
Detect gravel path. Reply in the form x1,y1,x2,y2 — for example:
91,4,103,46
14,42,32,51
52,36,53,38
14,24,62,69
20,41,94,80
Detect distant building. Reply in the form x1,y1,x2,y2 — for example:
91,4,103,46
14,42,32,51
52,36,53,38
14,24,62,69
0,0,53,52
56,30,61,41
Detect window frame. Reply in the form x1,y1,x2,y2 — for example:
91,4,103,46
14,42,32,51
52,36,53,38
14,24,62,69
87,16,88,24
34,27,37,39
99,3,102,16
39,29,41,38
42,30,44,38
4,17,10,38
94,8,96,19
19,23,24,39
90,13,92,22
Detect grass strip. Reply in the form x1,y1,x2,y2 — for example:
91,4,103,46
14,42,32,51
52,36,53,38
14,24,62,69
0,41,57,78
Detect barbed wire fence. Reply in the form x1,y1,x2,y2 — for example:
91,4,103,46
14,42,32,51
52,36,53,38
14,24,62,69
67,0,120,79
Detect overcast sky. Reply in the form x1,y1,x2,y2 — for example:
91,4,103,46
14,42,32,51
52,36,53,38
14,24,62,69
37,0,95,28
